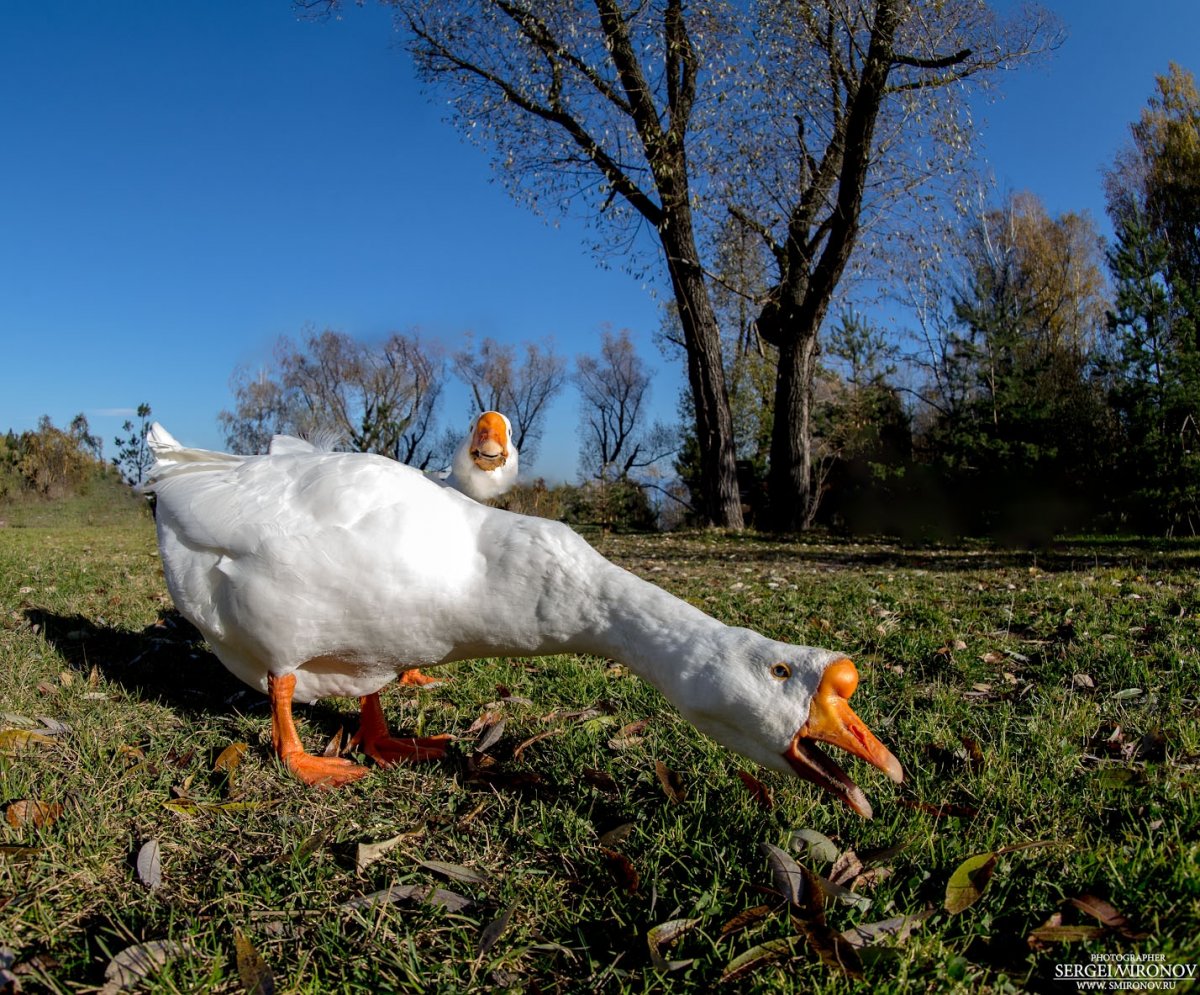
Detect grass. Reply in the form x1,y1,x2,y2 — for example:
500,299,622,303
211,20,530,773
0,507,1197,992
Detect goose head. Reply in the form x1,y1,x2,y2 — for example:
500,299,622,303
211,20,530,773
673,636,902,817
468,411,513,471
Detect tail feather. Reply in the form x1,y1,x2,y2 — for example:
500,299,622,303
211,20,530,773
144,423,243,487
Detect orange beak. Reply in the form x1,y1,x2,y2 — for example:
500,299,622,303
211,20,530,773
783,658,903,818
470,411,509,471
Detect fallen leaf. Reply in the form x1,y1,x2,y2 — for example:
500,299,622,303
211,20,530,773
512,728,562,760
0,729,55,755
356,831,421,874
234,929,274,995
597,822,635,847
979,651,1005,665
599,847,640,893
850,867,894,892
944,852,997,914
102,940,190,991
959,736,984,768
419,860,492,887
5,801,63,829
581,768,619,794
136,839,163,892
718,904,774,939
0,846,41,861
655,760,687,804
1072,673,1095,689
342,884,471,913
815,874,871,912
213,742,248,774
647,918,699,971
476,907,514,959
282,829,328,864
322,728,345,758
761,843,807,908
1027,920,1107,946
1111,687,1143,701
607,719,649,751
1096,767,1144,789
475,718,506,754
829,850,863,887
1068,894,1146,939
719,938,797,984
789,829,838,866
840,910,932,949
736,770,774,809
163,798,281,815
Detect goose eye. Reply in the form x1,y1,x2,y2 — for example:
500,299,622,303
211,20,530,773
770,663,792,681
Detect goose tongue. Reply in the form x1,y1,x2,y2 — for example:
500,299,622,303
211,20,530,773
783,658,904,818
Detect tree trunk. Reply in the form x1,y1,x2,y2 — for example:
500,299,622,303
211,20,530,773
766,327,820,531
660,224,744,529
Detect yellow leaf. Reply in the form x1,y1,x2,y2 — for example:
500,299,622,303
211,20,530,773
213,742,249,773
0,729,55,754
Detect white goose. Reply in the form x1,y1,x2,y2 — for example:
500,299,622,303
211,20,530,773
442,410,519,502
145,425,902,816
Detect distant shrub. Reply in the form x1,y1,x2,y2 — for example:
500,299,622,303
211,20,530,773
494,477,660,532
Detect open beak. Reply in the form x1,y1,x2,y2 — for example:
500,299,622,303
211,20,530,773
783,658,903,818
470,411,509,471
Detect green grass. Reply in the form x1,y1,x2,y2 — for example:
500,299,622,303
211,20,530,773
1,517,1197,992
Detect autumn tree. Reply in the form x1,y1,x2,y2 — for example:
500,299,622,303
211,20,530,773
220,329,450,468
1103,64,1200,531
575,327,675,481
452,335,566,464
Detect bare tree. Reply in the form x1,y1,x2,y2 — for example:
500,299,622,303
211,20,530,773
220,328,448,465
576,328,675,481
452,334,566,464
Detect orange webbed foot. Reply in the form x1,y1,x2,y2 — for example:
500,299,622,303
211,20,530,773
356,691,451,767
398,668,444,687
283,751,370,788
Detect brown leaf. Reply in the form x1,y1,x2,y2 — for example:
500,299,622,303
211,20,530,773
103,940,191,990
655,760,687,804
581,767,619,794
793,916,865,980
979,651,1005,665
959,735,984,768
341,884,471,913
718,904,774,939
719,938,797,983
512,728,562,760
476,907,514,959
850,866,894,892
475,718,507,754
213,742,248,774
1068,894,1146,939
1027,917,1107,947
136,839,163,892
467,710,503,735
597,822,635,847
419,860,492,887
647,918,699,971
607,719,649,751
234,929,274,995
829,850,863,887
736,770,774,809
760,843,809,911
599,847,640,893
322,728,345,758
944,852,997,914
5,801,63,829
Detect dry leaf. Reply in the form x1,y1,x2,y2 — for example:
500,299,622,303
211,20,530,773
790,829,838,866
718,904,774,939
234,929,274,995
979,651,1005,665
841,910,932,949
761,843,807,908
322,728,345,758
599,847,640,893
102,940,190,991
850,866,894,892
597,822,635,847
475,718,506,754
719,938,797,984
136,839,163,892
944,852,997,914
581,768,619,794
829,850,863,887
655,760,687,804
647,918,699,971
815,874,871,912
476,907,514,959
5,800,63,829
736,770,774,809
0,729,55,755
467,710,503,735
342,884,471,912
1068,894,1146,939
419,860,492,887
213,742,248,774
356,831,421,874
512,728,562,760
607,719,649,751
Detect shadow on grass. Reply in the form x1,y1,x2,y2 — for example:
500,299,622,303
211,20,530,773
25,607,349,731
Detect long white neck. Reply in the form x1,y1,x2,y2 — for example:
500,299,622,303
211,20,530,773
447,517,729,705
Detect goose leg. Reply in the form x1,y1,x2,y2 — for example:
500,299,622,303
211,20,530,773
354,691,452,766
268,672,368,787
398,668,443,687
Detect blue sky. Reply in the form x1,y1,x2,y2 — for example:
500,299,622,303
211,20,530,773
2,2,1197,479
